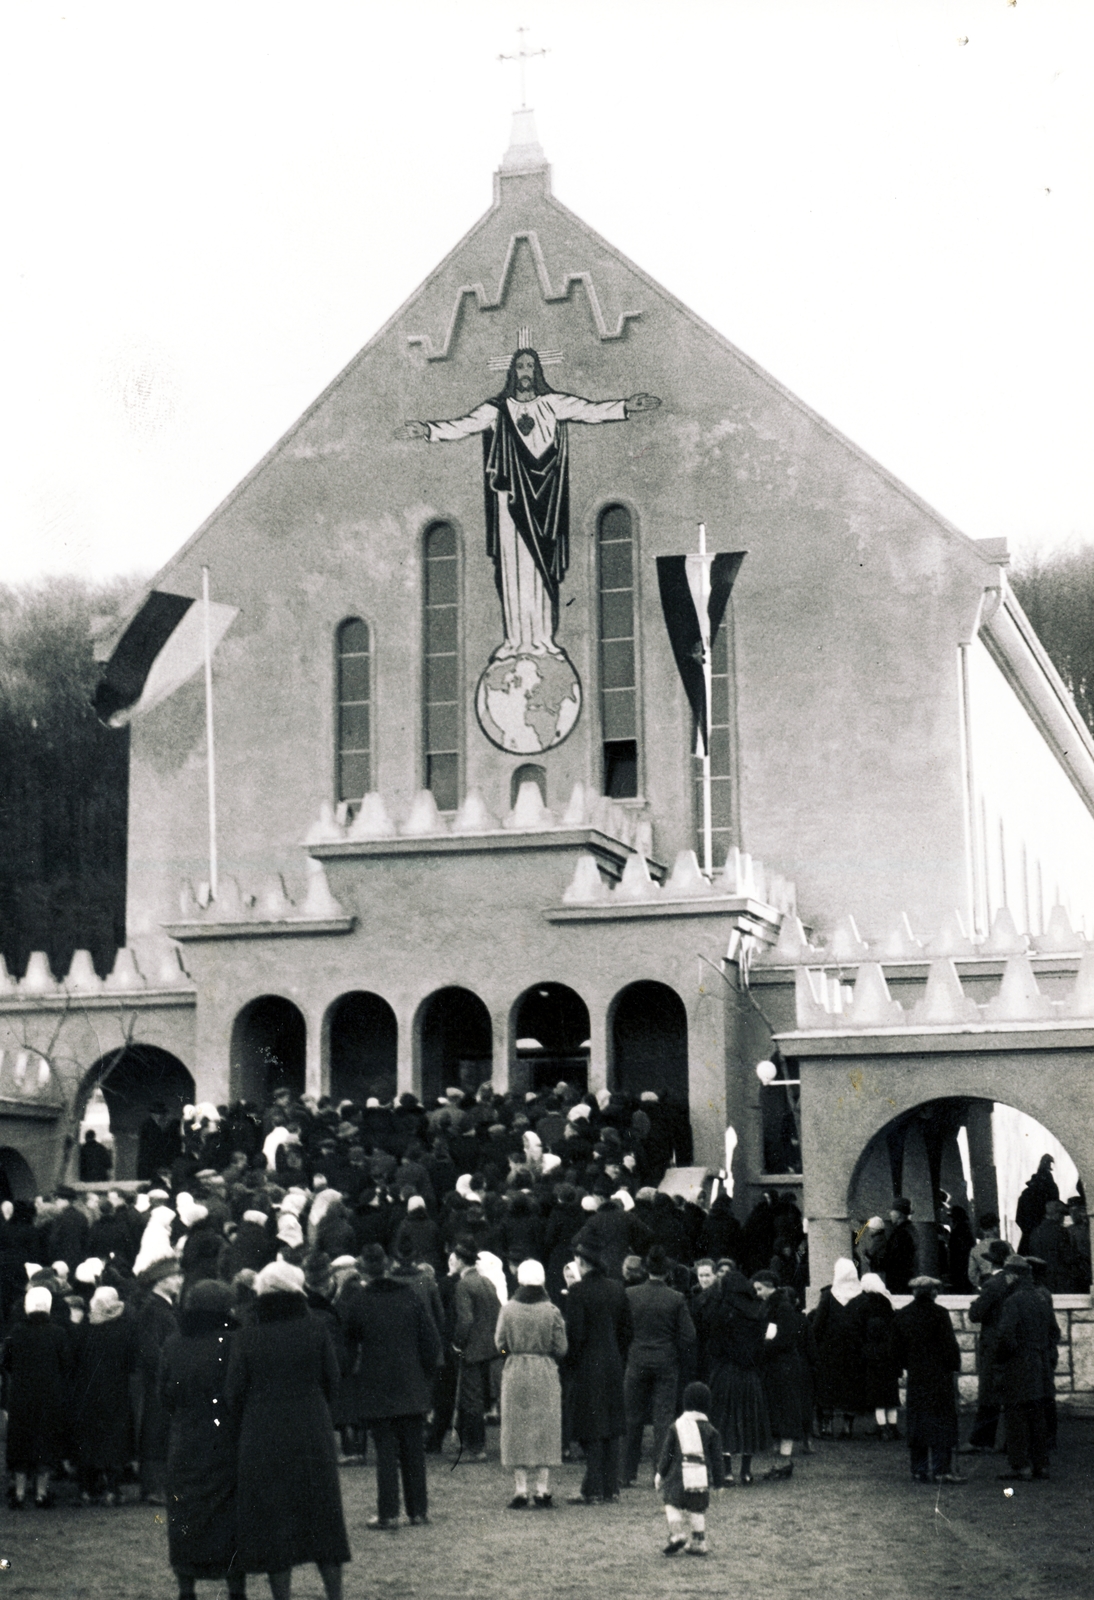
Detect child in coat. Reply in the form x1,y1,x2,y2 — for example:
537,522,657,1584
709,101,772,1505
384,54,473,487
654,1382,726,1556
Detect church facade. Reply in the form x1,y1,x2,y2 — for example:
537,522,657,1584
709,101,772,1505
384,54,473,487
3,114,1094,1307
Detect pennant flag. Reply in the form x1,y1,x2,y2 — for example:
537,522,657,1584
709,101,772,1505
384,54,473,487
93,590,239,727
656,551,746,752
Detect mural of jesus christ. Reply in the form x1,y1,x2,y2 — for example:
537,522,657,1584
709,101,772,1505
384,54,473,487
401,349,660,659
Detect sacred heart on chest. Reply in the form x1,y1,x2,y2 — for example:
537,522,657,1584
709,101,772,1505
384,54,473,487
517,413,535,436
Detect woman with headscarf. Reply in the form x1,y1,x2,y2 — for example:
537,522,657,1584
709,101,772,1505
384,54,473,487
809,1257,864,1438
225,1259,350,1600
159,1281,245,1600
853,1272,902,1439
496,1258,568,1508
702,1266,771,1484
72,1285,137,1504
3,1284,72,1508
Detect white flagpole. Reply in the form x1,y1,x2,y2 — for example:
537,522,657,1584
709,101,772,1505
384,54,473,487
698,522,714,879
202,565,219,900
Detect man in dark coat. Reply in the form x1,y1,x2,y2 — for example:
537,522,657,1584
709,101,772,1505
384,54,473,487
48,1191,89,1277
340,1245,442,1528
994,1256,1060,1480
572,1197,636,1280
1016,1156,1059,1253
622,1245,696,1486
891,1277,963,1484
878,1198,918,1294
79,1131,113,1183
137,1256,184,1503
963,1239,1014,1453
450,1240,501,1460
1028,1201,1078,1293
563,1245,633,1503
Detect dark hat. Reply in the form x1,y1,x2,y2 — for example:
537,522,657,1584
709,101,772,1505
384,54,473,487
682,1382,712,1413
751,1270,779,1289
1004,1254,1032,1274
452,1239,478,1266
891,1197,913,1215
574,1243,603,1270
986,1239,1011,1266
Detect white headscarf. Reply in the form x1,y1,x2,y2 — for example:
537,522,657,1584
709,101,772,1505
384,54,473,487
830,1257,863,1306
859,1271,894,1304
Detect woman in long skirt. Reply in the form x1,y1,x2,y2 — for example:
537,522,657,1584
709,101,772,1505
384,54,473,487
496,1259,568,1507
159,1281,245,1600
702,1267,771,1484
225,1260,350,1600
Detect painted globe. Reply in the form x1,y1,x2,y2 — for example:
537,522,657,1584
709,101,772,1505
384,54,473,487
475,649,582,754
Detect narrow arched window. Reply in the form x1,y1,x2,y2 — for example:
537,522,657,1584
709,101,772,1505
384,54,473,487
424,523,460,811
598,504,638,798
336,618,371,804
511,763,547,807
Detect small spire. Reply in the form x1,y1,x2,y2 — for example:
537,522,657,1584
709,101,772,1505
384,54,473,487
500,106,548,174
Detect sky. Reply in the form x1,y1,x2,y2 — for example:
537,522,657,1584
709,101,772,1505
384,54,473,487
1,0,1091,587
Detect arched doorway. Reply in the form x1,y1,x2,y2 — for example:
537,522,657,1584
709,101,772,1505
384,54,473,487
419,987,493,1106
327,992,397,1105
231,997,306,1106
611,981,689,1100
75,1046,195,1182
848,1097,1086,1286
513,983,590,1094
0,1147,37,1203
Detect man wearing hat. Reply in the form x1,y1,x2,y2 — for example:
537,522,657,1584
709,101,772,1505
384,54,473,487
878,1199,918,1295
891,1277,964,1484
563,1245,633,1504
137,1249,184,1504
963,1238,1015,1453
450,1240,502,1462
339,1244,442,1529
993,1255,1060,1481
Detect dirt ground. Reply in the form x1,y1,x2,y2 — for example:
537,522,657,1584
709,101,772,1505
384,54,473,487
3,1418,1093,1600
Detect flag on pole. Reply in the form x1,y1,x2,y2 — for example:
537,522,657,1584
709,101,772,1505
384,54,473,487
93,590,239,726
656,551,745,751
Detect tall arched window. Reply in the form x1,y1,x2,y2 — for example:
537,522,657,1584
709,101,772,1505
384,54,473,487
424,523,460,811
597,504,638,798
336,618,371,804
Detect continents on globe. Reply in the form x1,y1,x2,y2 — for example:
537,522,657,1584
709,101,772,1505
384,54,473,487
475,649,582,754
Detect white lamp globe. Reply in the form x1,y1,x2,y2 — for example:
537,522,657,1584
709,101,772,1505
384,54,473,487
755,1059,778,1085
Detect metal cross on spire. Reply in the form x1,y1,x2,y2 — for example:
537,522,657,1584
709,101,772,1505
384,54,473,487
498,25,548,109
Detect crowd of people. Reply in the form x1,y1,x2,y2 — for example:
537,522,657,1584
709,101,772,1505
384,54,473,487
0,1077,1088,1588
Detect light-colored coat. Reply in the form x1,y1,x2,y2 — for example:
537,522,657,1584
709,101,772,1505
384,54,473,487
496,1293,568,1467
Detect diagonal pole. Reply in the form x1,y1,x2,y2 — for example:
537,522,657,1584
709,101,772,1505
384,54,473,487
202,565,219,900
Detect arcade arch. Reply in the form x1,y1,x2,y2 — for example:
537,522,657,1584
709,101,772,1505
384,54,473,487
418,987,493,1106
512,983,590,1094
0,1147,37,1203
327,991,397,1105
610,980,689,1102
231,997,306,1105
848,1096,1085,1280
73,1045,195,1182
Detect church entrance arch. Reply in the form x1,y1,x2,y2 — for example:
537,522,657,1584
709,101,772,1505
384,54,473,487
0,1147,37,1203
848,1096,1086,1284
610,981,689,1101
73,1046,195,1183
231,997,306,1107
418,988,493,1106
512,983,590,1094
327,992,397,1106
